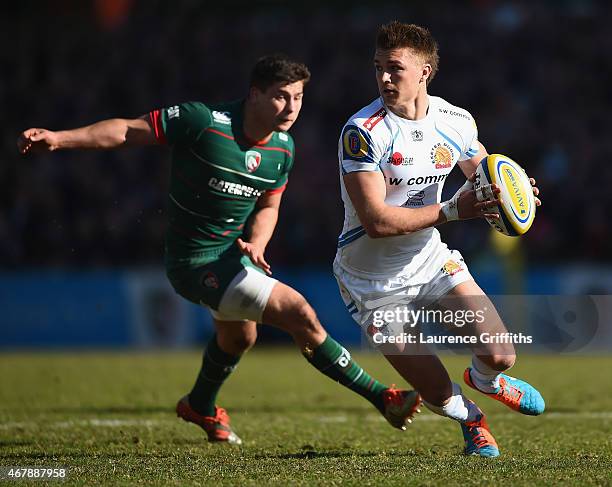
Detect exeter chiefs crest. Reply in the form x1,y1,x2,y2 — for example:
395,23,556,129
245,150,262,173
430,142,454,169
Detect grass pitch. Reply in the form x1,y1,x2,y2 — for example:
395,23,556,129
0,349,610,486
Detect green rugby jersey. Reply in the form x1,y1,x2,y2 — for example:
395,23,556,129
149,100,295,268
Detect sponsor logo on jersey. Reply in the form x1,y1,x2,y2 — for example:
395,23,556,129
386,173,448,186
404,189,425,207
430,142,454,169
387,151,413,166
212,111,232,125
342,126,369,159
438,108,471,121
278,132,289,141
203,271,219,289
245,150,262,173
363,107,387,131
208,177,264,198
411,129,423,141
442,260,463,276
167,105,180,119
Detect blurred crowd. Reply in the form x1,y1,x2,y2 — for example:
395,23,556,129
2,0,610,269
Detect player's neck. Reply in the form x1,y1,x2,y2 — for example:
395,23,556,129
242,102,274,145
388,91,429,121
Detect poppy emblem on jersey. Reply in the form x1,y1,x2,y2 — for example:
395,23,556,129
430,142,454,169
202,272,219,289
442,260,463,276
343,126,369,159
245,150,262,173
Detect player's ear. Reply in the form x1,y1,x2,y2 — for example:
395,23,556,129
248,86,262,103
420,64,432,84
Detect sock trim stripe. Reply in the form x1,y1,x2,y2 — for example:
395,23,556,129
347,368,364,386
204,351,240,368
203,351,225,368
198,370,228,384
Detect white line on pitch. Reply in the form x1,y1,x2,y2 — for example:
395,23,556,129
0,411,611,430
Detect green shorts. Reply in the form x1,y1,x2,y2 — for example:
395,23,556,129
166,246,277,322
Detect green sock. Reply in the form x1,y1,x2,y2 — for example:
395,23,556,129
304,335,388,412
188,334,241,416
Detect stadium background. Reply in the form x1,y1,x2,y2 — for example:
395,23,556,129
2,0,611,348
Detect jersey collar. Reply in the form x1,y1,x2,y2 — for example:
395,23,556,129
381,95,433,126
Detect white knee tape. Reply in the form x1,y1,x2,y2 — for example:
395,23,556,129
214,267,278,322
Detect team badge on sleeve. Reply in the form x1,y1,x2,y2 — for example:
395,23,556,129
342,125,372,161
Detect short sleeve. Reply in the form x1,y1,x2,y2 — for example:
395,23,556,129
267,134,295,194
338,124,383,174
459,116,480,161
149,102,213,146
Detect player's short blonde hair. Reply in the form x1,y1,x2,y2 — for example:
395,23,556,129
376,21,439,85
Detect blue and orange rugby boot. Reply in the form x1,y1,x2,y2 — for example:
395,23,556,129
464,368,545,416
461,406,500,458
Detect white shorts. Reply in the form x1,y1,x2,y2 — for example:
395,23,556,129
333,240,472,338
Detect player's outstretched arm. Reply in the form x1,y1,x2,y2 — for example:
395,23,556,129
17,115,157,154
344,170,501,238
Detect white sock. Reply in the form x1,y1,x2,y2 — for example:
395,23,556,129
470,356,502,392
424,383,481,423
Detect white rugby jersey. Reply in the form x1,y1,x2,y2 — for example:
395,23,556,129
336,95,479,279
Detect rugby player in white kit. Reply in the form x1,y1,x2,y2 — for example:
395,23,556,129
334,21,544,457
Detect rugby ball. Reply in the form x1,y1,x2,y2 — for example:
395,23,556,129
474,154,536,236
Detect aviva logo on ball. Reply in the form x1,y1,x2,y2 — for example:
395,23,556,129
476,154,536,236
500,164,528,221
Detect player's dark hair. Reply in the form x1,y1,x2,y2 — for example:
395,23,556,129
376,21,439,85
250,54,311,91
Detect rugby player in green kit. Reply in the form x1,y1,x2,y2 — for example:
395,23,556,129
18,55,421,444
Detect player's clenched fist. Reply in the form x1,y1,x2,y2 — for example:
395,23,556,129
17,128,60,154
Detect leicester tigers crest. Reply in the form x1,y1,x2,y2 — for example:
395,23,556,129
245,150,262,173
